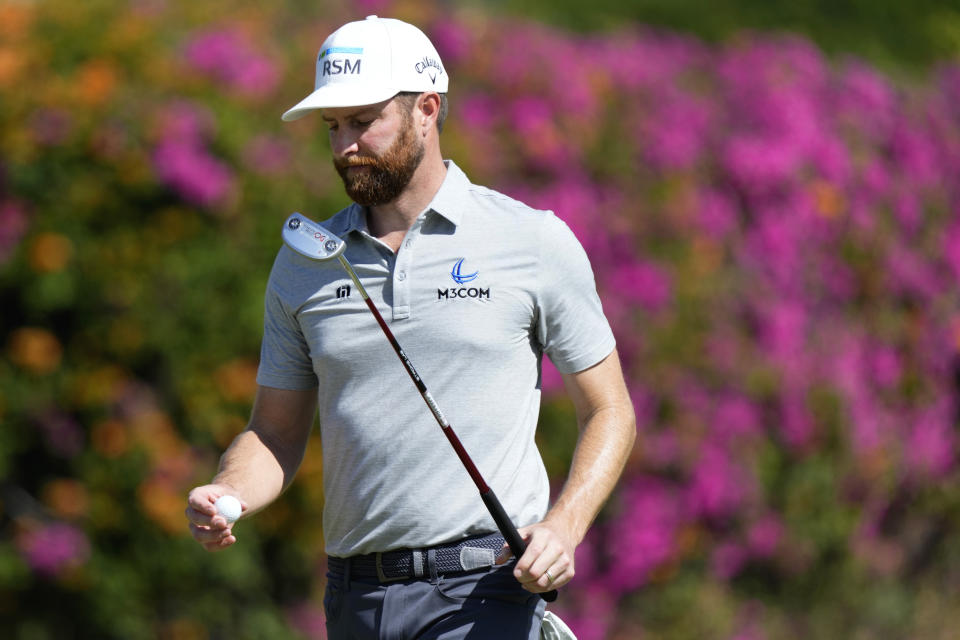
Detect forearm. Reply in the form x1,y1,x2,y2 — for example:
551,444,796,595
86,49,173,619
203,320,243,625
545,401,636,544
212,424,307,516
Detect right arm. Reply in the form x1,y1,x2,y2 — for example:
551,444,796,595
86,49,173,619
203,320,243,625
185,385,317,552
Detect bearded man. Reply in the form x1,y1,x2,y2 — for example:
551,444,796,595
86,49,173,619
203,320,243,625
186,16,635,640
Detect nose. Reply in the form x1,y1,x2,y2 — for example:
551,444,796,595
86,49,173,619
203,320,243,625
329,127,360,158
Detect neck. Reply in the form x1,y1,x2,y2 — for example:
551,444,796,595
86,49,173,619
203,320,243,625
366,148,446,244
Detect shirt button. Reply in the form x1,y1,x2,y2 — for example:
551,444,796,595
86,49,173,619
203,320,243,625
397,271,407,281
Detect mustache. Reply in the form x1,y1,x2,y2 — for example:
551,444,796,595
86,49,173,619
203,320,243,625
333,155,379,170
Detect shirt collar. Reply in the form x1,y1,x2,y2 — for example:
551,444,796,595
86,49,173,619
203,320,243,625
332,159,471,234
423,159,470,226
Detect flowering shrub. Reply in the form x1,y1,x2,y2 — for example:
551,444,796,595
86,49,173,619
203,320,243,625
2,1,959,638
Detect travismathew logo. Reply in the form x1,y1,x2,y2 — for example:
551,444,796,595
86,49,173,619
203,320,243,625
438,258,490,300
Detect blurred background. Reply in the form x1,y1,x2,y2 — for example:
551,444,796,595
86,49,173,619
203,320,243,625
3,0,960,637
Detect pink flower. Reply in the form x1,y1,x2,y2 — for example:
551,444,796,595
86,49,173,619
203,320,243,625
540,357,564,395
711,540,748,580
688,443,750,519
607,477,686,590
242,135,292,176
183,28,279,98
760,300,808,376
286,601,326,639
838,61,897,135
458,94,497,130
747,516,783,558
153,139,235,207
723,134,802,192
608,261,672,312
35,409,84,458
18,523,90,577
712,394,762,443
696,188,739,238
884,244,943,302
869,345,902,389
779,390,814,450
559,588,617,640
30,108,73,146
154,100,214,143
0,200,29,264
905,403,956,477
428,18,472,65
641,90,712,170
891,122,941,189
941,218,960,282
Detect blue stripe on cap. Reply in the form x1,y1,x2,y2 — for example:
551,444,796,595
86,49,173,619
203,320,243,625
320,47,364,58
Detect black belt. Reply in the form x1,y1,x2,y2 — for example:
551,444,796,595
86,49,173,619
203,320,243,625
328,533,505,583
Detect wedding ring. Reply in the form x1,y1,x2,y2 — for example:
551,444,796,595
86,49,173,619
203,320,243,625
545,569,555,583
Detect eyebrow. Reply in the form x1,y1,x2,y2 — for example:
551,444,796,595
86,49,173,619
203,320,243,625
323,107,381,121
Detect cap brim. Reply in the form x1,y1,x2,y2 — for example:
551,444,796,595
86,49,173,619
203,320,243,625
281,85,401,121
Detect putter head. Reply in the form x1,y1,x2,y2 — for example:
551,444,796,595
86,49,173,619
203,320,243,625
282,213,346,261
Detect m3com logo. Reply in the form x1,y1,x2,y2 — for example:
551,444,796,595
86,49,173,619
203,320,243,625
438,258,490,300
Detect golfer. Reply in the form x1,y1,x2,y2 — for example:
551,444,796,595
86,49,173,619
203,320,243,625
186,16,636,639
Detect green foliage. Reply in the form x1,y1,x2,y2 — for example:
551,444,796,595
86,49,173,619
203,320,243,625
480,0,960,74
3,0,960,638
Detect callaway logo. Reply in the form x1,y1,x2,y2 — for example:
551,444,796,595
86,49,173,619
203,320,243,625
415,57,442,84
438,258,490,300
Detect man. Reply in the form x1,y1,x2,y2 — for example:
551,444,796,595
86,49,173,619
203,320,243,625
186,15,635,640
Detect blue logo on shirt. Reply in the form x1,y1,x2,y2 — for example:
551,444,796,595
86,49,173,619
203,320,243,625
450,258,479,285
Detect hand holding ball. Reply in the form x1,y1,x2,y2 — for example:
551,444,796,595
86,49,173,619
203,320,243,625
215,495,242,524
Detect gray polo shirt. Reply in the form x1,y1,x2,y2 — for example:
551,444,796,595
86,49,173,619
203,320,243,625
257,160,616,556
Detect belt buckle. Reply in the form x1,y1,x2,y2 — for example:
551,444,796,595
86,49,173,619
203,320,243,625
375,552,406,583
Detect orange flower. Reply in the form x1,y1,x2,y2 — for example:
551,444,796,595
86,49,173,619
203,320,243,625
0,47,23,88
130,409,188,462
91,419,130,458
71,365,129,409
42,479,89,520
8,327,63,375
215,359,258,403
299,433,324,477
28,232,73,273
209,413,246,448
138,477,190,535
75,60,118,106
811,179,845,219
0,4,35,40
157,618,208,640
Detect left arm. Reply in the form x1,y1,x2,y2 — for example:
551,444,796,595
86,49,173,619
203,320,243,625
498,348,636,592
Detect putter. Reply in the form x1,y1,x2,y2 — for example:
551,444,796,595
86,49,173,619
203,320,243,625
282,213,558,602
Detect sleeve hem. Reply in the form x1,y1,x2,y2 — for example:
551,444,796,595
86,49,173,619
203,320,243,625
550,336,617,375
255,373,318,391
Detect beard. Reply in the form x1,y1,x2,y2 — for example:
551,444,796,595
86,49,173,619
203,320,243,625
333,112,425,207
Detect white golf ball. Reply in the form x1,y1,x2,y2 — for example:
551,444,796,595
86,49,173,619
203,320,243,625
215,495,242,524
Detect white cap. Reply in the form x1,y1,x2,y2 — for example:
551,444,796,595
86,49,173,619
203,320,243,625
281,16,448,121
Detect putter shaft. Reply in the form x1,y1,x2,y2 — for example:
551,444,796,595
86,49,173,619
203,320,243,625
336,254,558,602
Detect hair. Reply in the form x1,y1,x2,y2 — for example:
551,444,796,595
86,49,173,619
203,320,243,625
395,91,449,133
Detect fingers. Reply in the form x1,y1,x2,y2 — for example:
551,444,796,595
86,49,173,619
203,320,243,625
185,485,244,552
188,521,237,552
507,525,575,593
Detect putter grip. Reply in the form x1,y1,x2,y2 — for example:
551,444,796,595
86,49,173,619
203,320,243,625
480,489,558,603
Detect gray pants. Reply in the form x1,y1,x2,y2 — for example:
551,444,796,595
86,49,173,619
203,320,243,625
324,559,546,639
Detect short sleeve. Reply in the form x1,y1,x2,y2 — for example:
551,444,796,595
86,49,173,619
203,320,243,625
256,256,318,390
535,213,616,374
